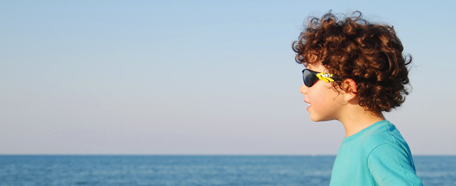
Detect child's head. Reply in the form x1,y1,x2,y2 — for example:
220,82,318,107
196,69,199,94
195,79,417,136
293,11,411,113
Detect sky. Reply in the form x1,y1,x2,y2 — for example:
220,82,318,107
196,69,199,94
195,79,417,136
1,0,455,155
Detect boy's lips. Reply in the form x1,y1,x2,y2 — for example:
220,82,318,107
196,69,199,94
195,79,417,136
304,100,311,111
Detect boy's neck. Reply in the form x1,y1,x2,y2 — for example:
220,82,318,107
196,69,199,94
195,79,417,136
339,107,385,137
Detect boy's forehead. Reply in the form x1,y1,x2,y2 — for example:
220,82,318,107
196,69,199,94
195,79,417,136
305,63,326,72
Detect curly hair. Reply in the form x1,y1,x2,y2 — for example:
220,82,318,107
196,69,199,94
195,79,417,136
292,11,411,112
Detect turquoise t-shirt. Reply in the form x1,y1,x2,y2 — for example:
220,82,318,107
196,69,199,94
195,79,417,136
330,120,423,186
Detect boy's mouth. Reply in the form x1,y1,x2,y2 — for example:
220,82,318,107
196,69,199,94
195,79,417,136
305,100,311,106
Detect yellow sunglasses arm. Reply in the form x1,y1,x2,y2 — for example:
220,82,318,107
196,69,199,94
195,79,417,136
316,72,335,83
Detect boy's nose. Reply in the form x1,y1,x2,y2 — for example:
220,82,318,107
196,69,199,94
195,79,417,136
300,84,307,95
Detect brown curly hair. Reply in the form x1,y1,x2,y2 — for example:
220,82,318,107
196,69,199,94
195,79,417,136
292,11,411,112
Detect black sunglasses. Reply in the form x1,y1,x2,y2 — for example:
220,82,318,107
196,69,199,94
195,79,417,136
302,69,339,87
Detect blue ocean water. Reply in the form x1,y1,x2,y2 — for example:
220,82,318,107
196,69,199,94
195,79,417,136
0,155,454,186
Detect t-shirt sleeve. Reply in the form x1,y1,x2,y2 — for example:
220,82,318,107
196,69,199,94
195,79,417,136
367,143,423,186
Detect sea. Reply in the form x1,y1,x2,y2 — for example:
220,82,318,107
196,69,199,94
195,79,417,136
0,155,455,186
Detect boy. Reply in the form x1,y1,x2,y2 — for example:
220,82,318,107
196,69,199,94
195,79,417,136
292,11,423,185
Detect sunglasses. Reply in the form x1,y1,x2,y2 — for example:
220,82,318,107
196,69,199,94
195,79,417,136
302,69,339,87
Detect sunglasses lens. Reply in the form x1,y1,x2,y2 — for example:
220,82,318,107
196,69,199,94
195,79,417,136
303,70,318,87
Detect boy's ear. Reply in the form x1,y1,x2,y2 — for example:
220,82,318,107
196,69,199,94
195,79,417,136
342,78,358,101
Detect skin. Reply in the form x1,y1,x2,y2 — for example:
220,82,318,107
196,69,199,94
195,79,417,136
300,63,385,137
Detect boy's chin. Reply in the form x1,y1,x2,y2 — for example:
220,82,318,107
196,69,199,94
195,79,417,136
310,117,322,122
310,115,334,122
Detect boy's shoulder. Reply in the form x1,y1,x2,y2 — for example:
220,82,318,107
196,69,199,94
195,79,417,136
358,120,408,153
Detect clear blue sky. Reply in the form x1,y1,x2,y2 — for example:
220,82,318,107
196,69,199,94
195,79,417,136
1,0,455,155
